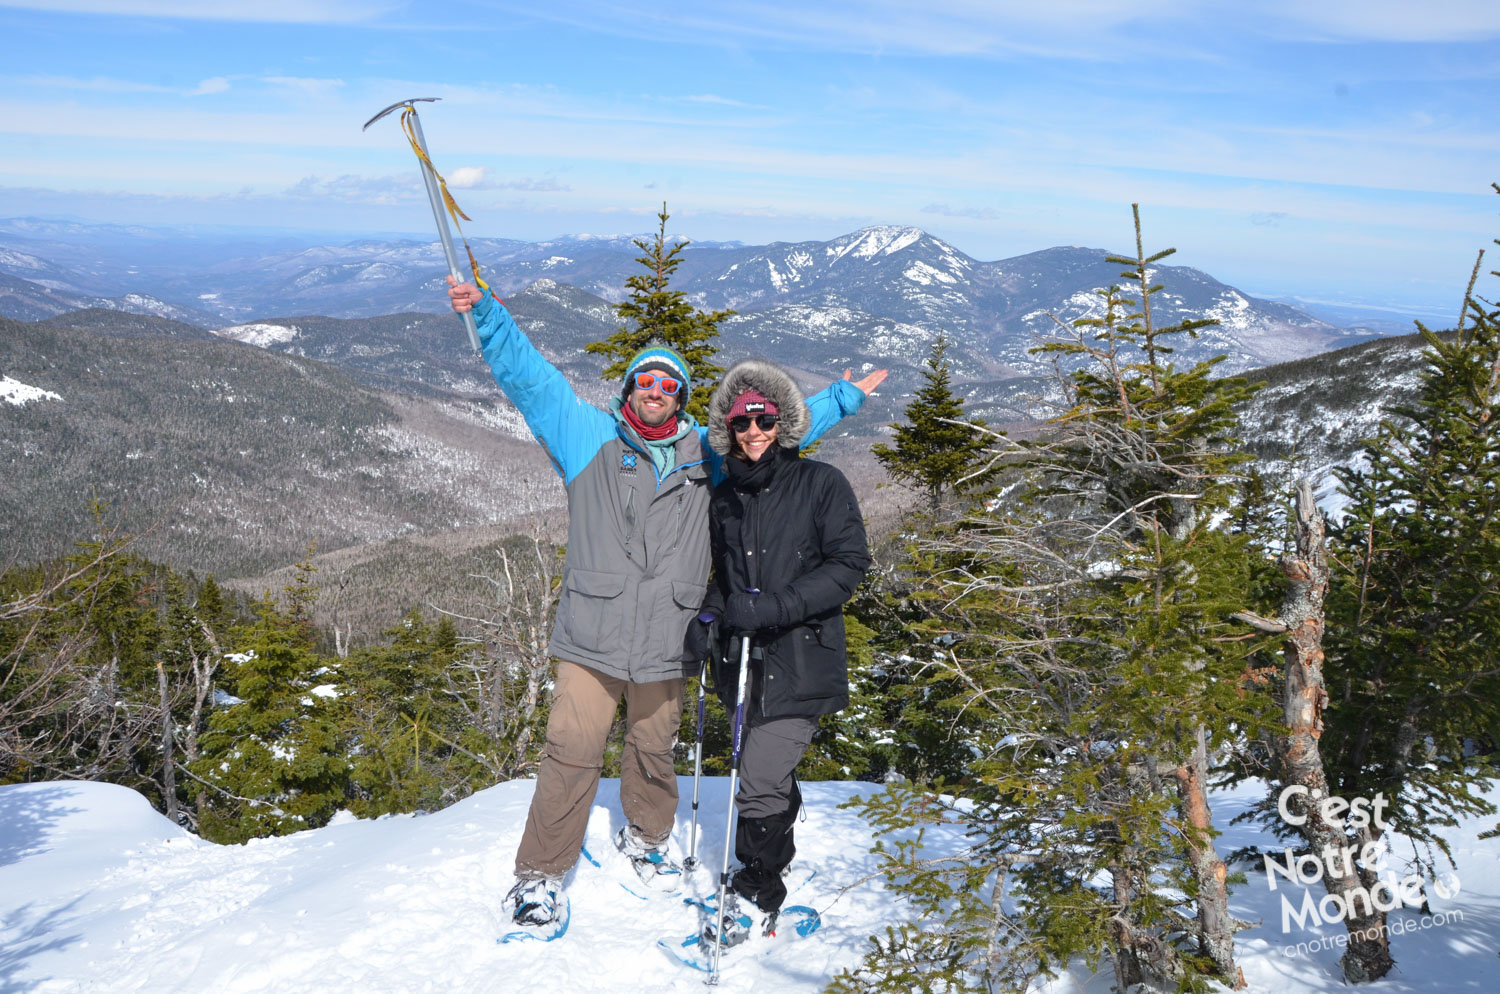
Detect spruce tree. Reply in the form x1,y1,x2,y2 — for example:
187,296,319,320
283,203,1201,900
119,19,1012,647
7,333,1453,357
192,592,349,843
838,206,1265,994
873,333,994,518
1323,205,1500,863
341,609,488,816
585,202,733,420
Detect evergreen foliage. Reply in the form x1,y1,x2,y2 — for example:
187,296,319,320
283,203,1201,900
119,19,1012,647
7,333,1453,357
584,203,734,420
800,611,900,782
341,611,482,816
838,207,1269,994
872,333,995,518
1322,195,1500,858
3,502,558,842
191,590,351,843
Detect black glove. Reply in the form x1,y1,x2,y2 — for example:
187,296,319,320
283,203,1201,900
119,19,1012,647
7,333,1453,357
723,590,788,633
684,611,721,662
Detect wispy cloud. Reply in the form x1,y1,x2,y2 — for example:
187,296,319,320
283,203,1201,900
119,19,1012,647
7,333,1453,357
282,169,570,204
923,203,1003,221
10,73,233,96
1250,1,1500,43
469,0,1196,59
191,77,231,96
447,166,569,193
261,76,346,99
13,74,173,93
679,94,757,108
283,174,421,205
0,1,398,23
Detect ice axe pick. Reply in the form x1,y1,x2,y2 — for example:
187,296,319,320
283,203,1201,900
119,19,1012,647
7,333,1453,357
364,97,483,352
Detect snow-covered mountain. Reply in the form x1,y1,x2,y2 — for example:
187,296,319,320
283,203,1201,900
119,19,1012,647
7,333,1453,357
0,218,1380,381
0,271,220,326
1233,327,1454,516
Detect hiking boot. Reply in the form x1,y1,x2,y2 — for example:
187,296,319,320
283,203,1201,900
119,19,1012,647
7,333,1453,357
614,826,682,888
505,875,563,927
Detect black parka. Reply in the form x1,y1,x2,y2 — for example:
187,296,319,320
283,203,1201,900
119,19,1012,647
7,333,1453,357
702,361,871,718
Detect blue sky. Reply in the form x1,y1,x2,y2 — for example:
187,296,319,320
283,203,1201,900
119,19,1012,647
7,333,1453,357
2,1,1498,317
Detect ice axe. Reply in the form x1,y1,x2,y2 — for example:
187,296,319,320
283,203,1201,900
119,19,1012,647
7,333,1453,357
363,97,482,352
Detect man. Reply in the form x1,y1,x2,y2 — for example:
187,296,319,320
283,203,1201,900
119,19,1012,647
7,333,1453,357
446,278,886,933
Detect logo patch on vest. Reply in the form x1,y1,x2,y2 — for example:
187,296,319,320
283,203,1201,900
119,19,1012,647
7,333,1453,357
620,452,638,474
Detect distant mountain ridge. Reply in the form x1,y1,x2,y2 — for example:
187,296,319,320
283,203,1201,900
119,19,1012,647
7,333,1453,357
0,218,1381,383
0,271,220,327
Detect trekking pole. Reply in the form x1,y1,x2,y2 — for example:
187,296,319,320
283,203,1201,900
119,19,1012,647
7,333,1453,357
362,97,482,352
683,657,709,873
709,632,753,986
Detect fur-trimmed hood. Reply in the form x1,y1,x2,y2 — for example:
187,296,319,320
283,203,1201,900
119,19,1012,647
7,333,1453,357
707,359,811,456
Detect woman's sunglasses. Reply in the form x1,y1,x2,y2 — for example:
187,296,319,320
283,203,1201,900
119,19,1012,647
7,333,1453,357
632,371,682,395
729,413,779,433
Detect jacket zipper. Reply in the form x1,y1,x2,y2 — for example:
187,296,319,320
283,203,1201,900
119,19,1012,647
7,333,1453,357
744,488,769,710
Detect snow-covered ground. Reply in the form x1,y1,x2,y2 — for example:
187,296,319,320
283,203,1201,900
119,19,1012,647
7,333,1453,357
2,776,1496,993
1,374,63,406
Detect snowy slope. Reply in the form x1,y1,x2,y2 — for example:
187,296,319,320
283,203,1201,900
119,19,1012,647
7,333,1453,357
1,373,62,406
2,777,1496,993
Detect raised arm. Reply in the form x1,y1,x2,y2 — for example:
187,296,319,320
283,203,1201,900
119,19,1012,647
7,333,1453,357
448,277,612,483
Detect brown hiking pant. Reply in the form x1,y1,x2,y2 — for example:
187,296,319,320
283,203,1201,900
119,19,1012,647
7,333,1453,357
514,659,684,879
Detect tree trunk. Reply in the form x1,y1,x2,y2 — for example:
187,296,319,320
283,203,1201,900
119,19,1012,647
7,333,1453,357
1109,857,1147,992
155,662,179,826
513,656,546,767
1173,726,1245,988
1273,480,1393,983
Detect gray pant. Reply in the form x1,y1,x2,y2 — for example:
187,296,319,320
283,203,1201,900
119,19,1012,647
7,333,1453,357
735,714,818,819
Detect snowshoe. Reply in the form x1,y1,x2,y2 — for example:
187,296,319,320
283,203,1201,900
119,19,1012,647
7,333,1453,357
613,825,683,891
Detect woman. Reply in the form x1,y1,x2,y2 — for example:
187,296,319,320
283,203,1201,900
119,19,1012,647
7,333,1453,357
693,358,871,943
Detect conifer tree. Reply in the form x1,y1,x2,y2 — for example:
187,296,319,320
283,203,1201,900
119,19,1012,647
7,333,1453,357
192,592,349,843
873,333,994,518
0,510,157,785
1323,201,1500,868
585,202,733,420
341,609,489,816
839,206,1264,994
197,575,229,630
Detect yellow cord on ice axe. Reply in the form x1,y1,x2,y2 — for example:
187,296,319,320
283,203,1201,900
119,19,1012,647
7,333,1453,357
400,104,489,292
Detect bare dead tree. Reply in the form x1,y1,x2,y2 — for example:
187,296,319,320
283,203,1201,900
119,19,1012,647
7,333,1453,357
1234,479,1393,982
155,661,179,824
329,569,352,659
0,529,156,783
439,524,562,780
181,622,223,768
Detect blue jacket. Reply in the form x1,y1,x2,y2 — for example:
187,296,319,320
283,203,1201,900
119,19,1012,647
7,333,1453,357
473,293,866,682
